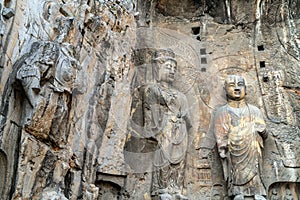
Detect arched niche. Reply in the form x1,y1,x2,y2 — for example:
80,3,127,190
268,182,300,199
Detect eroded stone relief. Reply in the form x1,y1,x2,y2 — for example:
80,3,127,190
15,41,79,145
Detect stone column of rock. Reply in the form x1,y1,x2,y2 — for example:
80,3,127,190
257,1,300,197
77,1,136,199
0,0,87,197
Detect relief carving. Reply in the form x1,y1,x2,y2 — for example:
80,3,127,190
261,70,296,125
15,41,80,145
270,188,279,200
213,75,268,200
268,183,300,200
284,188,294,200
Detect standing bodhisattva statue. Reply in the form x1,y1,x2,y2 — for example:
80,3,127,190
141,49,191,200
213,75,268,200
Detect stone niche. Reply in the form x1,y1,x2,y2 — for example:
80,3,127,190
268,182,300,200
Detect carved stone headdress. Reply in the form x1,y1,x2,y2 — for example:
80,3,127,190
152,48,177,64
152,48,177,81
224,75,246,86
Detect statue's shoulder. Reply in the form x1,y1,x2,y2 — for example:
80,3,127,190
247,104,262,112
214,104,229,119
246,104,264,117
216,104,228,112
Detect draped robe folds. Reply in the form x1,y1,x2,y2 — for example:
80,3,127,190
214,104,267,196
142,83,191,193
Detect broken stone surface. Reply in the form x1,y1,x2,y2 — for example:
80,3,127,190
0,0,299,199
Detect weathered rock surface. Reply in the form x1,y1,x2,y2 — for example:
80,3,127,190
0,0,298,199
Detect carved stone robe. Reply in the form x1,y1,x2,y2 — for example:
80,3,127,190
214,103,267,196
142,83,191,194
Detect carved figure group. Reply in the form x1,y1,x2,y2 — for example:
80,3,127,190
213,75,268,200
133,49,271,199
16,43,275,200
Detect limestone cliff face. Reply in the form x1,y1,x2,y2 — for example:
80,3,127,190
0,0,299,199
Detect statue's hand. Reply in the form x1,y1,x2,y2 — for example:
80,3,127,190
219,149,227,158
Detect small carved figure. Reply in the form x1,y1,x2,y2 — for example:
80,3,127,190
142,49,191,200
270,188,279,200
284,188,294,200
16,44,43,108
213,75,268,200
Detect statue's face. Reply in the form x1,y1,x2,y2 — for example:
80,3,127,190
158,59,177,84
224,75,246,100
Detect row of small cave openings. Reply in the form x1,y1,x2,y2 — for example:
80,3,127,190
257,44,271,83
257,45,266,70
191,26,208,72
197,46,267,73
192,26,268,73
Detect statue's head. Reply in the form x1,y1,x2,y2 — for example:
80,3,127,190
152,48,177,84
224,75,246,101
272,189,277,195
